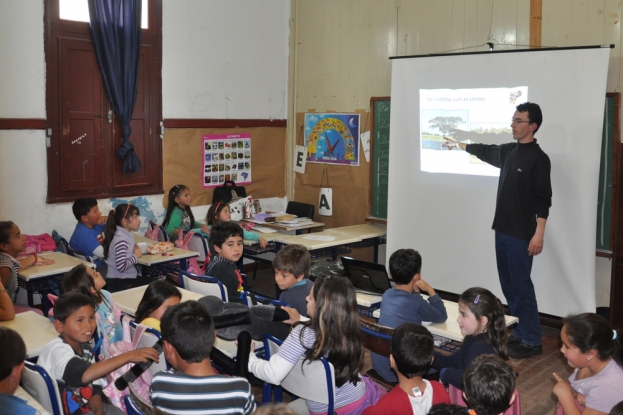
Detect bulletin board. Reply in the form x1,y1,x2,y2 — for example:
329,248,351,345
293,111,371,229
164,127,286,208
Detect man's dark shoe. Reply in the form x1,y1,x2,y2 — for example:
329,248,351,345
507,335,522,346
508,342,542,359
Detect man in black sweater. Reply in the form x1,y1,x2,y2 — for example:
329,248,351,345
445,102,552,359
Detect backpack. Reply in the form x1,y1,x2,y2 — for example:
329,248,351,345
174,230,202,274
144,221,160,241
102,318,154,412
212,180,246,203
22,233,57,256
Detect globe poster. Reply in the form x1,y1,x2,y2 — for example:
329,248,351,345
305,113,360,166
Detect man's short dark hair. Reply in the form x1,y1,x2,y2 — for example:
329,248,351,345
391,323,434,378
516,102,542,133
161,301,215,363
0,327,26,381
272,244,311,278
389,249,422,285
72,198,98,221
463,355,516,415
210,222,244,248
54,292,96,323
428,403,469,415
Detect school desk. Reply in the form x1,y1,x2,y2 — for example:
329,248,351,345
132,234,199,274
111,285,263,358
0,311,59,358
362,294,519,342
272,232,363,260
241,218,325,234
17,252,96,314
325,224,387,263
15,386,52,415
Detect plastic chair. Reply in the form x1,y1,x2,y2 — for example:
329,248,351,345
157,224,169,242
180,270,228,302
68,246,94,264
184,230,209,263
127,318,171,372
263,334,336,414
286,201,315,220
243,291,288,308
53,235,70,255
124,394,149,415
450,384,521,414
359,316,397,390
21,361,63,415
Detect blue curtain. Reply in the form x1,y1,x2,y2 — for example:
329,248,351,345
88,0,143,174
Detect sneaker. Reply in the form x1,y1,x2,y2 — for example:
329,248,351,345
507,335,522,346
508,342,542,359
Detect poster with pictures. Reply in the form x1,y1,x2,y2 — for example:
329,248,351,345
305,113,360,166
202,133,252,188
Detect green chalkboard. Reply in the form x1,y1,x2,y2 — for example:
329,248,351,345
370,98,391,219
596,94,619,253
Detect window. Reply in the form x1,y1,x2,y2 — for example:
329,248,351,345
45,0,162,203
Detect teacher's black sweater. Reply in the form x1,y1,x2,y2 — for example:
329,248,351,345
466,139,552,241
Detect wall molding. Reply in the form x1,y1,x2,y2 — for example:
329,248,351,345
0,119,46,130
163,119,287,128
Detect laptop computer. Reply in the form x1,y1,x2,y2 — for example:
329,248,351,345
340,256,393,295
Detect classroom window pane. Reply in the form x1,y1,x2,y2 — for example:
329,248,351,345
59,0,149,29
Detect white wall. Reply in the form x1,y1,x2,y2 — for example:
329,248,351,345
162,0,290,119
0,0,290,240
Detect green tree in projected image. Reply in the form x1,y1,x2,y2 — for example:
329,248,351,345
428,116,464,136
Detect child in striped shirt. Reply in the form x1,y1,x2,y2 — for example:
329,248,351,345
150,301,256,415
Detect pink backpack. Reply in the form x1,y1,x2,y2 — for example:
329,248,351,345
103,318,154,412
144,222,160,241
174,230,201,274
22,233,57,256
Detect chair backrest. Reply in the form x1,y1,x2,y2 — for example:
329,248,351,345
128,320,170,373
125,394,149,415
180,271,228,302
68,246,94,263
359,316,394,357
286,201,315,220
243,291,288,308
21,361,63,415
185,231,209,262
55,237,70,255
157,225,169,242
264,335,335,413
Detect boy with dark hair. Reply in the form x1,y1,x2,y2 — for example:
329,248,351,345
272,244,313,316
371,249,447,382
150,301,256,414
428,403,469,415
0,327,42,414
205,222,246,303
363,323,450,414
38,292,159,415
462,355,516,415
70,198,108,272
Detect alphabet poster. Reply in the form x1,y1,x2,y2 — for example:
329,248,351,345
202,133,252,188
305,113,360,166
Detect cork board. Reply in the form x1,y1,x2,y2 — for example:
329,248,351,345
293,111,371,229
163,127,287,208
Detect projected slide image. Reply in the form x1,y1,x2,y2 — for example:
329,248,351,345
420,87,527,176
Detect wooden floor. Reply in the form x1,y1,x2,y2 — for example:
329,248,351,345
248,265,566,413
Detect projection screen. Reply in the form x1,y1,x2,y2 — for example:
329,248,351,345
387,47,610,317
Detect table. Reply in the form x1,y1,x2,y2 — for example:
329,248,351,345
133,234,199,267
242,219,325,234
272,232,363,260
18,252,96,313
0,311,59,358
111,285,263,358
361,294,519,342
325,224,387,263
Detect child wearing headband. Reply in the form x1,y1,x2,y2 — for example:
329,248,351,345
206,201,268,248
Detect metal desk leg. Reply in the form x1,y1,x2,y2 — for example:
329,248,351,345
374,243,379,263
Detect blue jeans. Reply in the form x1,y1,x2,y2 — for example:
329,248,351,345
495,231,541,346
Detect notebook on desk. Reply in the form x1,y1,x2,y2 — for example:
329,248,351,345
341,256,393,295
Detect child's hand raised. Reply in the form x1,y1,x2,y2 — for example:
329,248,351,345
96,216,108,225
128,347,160,364
133,244,143,258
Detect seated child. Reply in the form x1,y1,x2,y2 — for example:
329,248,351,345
0,221,54,317
60,264,123,359
206,201,268,248
462,355,516,415
272,244,313,317
0,327,42,414
135,280,182,332
428,403,471,415
0,280,14,321
162,185,210,242
204,222,246,303
363,323,450,414
150,301,256,414
38,292,160,415
371,249,447,382
69,198,108,272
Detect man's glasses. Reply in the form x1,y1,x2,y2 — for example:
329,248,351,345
511,118,531,124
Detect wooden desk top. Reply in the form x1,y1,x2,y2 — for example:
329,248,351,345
18,252,95,282
363,294,519,342
272,232,362,250
242,219,325,232
132,234,199,266
0,311,59,358
325,224,387,239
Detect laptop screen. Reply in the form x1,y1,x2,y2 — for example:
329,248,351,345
340,256,392,295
